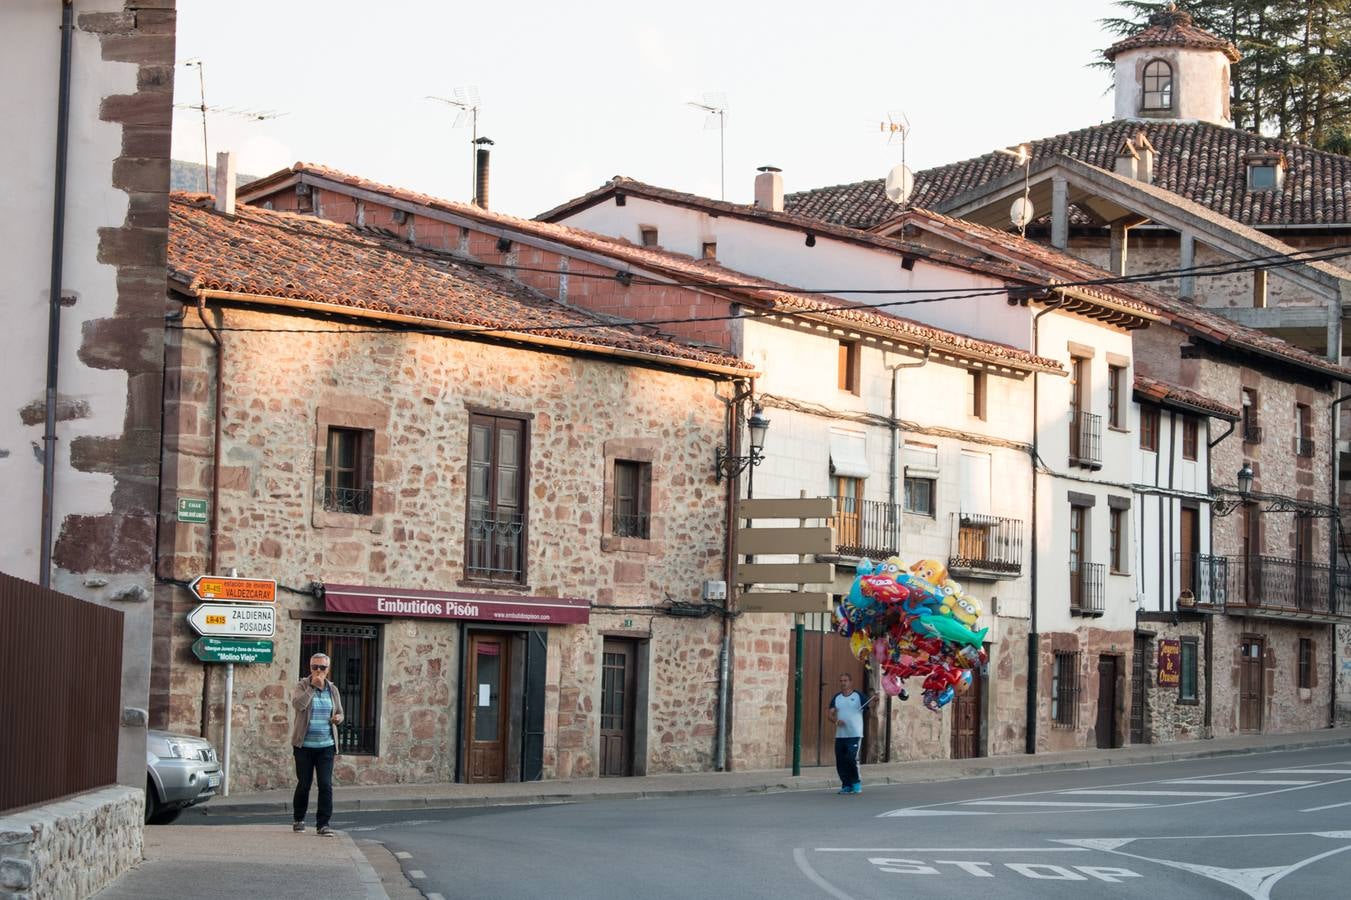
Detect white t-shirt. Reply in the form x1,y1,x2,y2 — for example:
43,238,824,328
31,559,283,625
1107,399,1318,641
831,690,865,739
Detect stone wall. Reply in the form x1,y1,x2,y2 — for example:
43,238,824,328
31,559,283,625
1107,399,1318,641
0,786,142,900
1211,616,1333,736
1037,627,1135,752
1135,618,1208,744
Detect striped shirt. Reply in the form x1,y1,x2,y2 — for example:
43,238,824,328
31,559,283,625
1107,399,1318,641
303,686,335,748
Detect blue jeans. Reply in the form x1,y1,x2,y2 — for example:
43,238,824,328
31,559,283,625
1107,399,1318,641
834,737,861,788
293,745,335,827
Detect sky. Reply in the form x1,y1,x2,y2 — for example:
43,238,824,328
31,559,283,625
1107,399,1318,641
172,0,1127,218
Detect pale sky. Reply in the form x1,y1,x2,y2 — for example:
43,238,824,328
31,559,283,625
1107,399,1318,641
172,0,1125,217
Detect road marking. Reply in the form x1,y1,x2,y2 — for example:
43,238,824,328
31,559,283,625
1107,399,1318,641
961,800,1152,808
427,894,446,900
1059,789,1240,797
1166,778,1316,786
793,848,857,900
1300,801,1351,813
815,847,1088,853
1262,768,1351,775
878,809,990,817
394,851,412,859
408,870,426,879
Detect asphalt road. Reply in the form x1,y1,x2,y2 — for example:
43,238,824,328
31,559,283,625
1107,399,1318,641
190,745,1351,899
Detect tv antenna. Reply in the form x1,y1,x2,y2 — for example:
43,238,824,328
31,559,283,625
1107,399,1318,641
176,58,288,191
994,143,1034,236
879,111,913,205
686,92,727,200
427,86,482,204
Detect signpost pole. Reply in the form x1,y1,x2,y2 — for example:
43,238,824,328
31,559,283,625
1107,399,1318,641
792,613,804,777
223,661,233,797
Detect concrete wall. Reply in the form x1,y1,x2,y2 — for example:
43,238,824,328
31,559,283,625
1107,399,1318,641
1114,45,1232,125
0,786,143,900
0,0,174,790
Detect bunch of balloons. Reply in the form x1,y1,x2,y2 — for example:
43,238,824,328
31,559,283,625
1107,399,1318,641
834,557,990,712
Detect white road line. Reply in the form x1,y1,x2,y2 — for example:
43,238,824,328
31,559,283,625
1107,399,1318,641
962,800,1152,808
1166,779,1316,786
408,870,426,879
1262,769,1351,775
878,809,991,817
394,851,411,859
1300,801,1351,813
427,894,446,900
793,848,857,900
1059,789,1240,797
814,847,1088,853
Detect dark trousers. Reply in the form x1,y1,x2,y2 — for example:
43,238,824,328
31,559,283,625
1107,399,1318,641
834,736,861,788
293,745,336,827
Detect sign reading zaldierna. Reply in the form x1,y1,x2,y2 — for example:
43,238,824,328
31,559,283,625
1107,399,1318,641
324,583,589,625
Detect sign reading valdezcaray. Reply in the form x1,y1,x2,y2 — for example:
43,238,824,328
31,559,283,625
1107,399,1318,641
324,583,589,625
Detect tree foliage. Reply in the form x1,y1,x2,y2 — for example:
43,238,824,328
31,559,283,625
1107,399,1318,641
1099,1,1351,152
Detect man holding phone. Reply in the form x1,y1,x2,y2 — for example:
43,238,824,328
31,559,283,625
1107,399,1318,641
291,652,344,835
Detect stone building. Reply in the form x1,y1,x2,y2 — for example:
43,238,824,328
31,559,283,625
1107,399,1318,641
156,189,756,788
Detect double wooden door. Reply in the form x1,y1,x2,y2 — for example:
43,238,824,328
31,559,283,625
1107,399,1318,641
1240,637,1265,732
464,633,510,783
786,627,867,766
950,663,984,759
1130,635,1150,744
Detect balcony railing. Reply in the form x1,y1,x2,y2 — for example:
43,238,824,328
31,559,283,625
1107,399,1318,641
322,484,372,516
831,496,900,559
948,512,1024,577
612,511,650,539
1069,411,1102,469
466,504,525,582
1069,560,1105,615
1227,555,1342,617
1243,423,1263,444
1174,552,1229,608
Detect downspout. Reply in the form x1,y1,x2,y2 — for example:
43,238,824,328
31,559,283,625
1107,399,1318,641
38,1,75,588
883,346,930,762
1026,296,1063,755
1329,391,1350,727
196,294,224,739
715,378,747,771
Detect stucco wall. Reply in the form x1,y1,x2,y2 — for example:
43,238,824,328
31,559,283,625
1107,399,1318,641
1114,45,1232,126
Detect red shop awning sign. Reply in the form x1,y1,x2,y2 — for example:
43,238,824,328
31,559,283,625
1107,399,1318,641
324,583,589,625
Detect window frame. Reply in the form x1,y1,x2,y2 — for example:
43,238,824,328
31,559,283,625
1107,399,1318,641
1140,406,1160,452
464,410,531,585
601,438,661,554
968,370,987,420
1296,403,1314,457
701,241,717,259
1141,59,1174,111
1052,651,1080,728
1107,365,1124,429
1109,507,1127,574
903,475,936,517
1182,415,1199,461
313,404,387,531
323,426,374,516
1298,637,1313,690
639,225,658,247
1179,638,1199,704
298,620,383,756
612,459,652,540
1241,388,1261,443
838,340,860,394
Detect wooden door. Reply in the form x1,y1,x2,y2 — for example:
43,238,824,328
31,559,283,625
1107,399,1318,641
950,659,984,759
1130,635,1150,744
464,634,510,783
833,478,862,552
1095,656,1118,749
599,639,635,777
1069,505,1086,609
1179,506,1198,597
786,627,866,766
1240,637,1265,732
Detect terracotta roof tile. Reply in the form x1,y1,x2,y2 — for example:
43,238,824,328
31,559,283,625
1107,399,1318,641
1104,6,1240,61
1134,374,1241,420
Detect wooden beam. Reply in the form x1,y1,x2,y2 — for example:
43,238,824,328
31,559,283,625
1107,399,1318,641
737,498,834,520
735,527,834,556
738,592,835,614
736,562,835,586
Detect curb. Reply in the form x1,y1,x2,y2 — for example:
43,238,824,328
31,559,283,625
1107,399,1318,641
335,830,389,900
199,733,1351,817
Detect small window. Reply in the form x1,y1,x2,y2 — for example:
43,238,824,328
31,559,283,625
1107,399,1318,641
1179,639,1198,703
1109,507,1127,574
903,477,935,516
1107,365,1124,429
466,413,528,583
639,226,658,247
1241,389,1261,443
1052,651,1080,727
1182,416,1198,461
838,340,859,393
701,241,717,259
968,370,987,420
832,476,865,551
1140,407,1160,452
612,460,652,539
1296,404,1314,457
1248,165,1280,191
299,621,381,755
323,427,374,515
1142,59,1173,110
1298,637,1313,689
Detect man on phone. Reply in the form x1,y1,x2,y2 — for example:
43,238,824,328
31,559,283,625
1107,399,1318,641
291,652,344,835
826,672,871,794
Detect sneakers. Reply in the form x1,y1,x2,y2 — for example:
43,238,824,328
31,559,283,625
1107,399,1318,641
852,783,863,794
292,821,304,833
316,826,335,836
837,786,852,794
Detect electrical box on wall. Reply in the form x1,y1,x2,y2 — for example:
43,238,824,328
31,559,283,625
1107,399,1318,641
702,580,727,601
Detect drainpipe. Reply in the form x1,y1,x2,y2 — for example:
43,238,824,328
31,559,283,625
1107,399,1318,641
715,378,748,771
1329,392,1350,727
883,347,930,761
38,1,75,588
1026,295,1064,755
196,294,225,739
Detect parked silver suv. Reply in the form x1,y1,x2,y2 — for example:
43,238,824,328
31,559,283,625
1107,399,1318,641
145,729,222,824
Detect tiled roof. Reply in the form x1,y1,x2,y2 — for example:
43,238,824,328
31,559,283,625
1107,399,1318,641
167,194,753,373
1134,374,1240,420
785,120,1351,228
1104,7,1240,61
236,165,1067,374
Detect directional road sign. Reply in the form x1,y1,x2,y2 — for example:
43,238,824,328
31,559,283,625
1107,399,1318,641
188,603,276,638
191,637,274,664
190,575,276,604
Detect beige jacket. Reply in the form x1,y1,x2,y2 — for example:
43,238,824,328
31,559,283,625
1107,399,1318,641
290,679,345,749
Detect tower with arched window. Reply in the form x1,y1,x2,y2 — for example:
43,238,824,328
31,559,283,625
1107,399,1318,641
1105,4,1240,126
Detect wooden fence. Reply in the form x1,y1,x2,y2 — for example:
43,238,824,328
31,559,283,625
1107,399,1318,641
0,571,123,812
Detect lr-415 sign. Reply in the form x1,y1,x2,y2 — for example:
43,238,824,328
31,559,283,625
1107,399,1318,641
188,603,275,638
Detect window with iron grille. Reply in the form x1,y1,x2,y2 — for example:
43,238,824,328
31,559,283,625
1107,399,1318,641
1182,416,1198,461
1298,638,1313,689
1051,651,1079,727
466,413,528,583
299,622,381,755
612,460,651,539
1296,404,1314,457
323,427,374,515
1179,638,1199,703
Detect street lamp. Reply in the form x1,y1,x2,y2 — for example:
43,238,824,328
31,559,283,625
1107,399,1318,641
1213,462,1254,517
715,406,770,482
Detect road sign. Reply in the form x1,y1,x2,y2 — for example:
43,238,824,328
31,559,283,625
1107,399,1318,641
736,562,835,586
177,497,208,524
188,603,276,638
192,637,274,664
735,527,833,556
738,591,834,614
190,575,276,604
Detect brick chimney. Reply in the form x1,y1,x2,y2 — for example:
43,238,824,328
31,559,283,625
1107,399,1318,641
214,150,236,215
753,166,783,212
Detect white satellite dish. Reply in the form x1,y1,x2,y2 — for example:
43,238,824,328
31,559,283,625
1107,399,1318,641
885,163,914,204
1010,197,1035,229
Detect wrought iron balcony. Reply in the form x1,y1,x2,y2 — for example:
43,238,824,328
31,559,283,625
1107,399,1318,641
1226,555,1344,618
1295,437,1315,458
466,504,526,582
1069,411,1102,469
948,512,1024,578
830,496,901,560
1174,553,1228,608
322,484,372,516
1242,423,1263,444
612,511,650,539
1069,560,1105,615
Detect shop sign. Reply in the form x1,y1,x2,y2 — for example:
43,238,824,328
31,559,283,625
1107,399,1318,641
1157,639,1181,687
324,583,589,625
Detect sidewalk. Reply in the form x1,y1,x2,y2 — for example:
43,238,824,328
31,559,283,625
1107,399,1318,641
202,726,1351,816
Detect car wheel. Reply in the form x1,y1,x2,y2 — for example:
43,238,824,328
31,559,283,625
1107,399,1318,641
148,806,182,825
144,777,158,824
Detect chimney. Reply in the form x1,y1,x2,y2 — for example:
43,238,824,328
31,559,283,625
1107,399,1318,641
1113,139,1139,181
1134,130,1155,183
474,137,494,209
753,166,783,212
214,150,236,215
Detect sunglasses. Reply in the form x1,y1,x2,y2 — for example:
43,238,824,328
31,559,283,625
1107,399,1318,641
311,664,329,670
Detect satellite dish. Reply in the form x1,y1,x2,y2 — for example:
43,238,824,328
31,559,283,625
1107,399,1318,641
885,164,914,204
1010,197,1035,229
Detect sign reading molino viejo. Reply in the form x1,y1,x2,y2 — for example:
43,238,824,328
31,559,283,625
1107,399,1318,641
324,583,589,625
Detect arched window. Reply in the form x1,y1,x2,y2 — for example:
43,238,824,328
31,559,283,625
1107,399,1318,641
1142,60,1173,111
